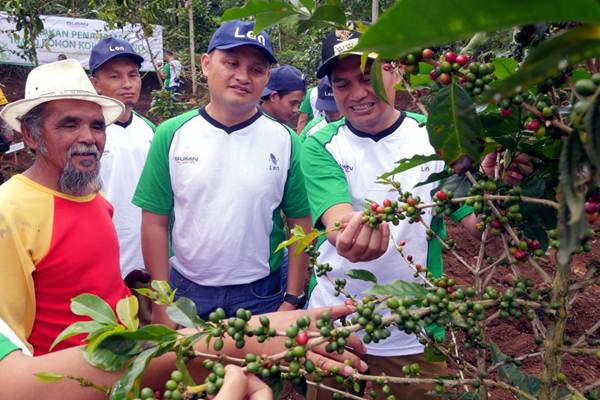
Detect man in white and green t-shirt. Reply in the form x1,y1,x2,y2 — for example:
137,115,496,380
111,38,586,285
161,50,183,91
296,82,323,134
299,76,341,142
133,20,312,326
89,38,156,322
302,29,479,399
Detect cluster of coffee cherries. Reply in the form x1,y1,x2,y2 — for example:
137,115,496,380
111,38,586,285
316,311,353,355
460,61,496,96
305,243,332,277
334,278,347,296
534,96,559,120
432,190,458,217
135,370,186,400
548,226,596,253
201,360,227,396
250,314,278,344
426,50,470,86
349,298,392,344
497,88,568,142
218,308,253,349
362,194,424,229
283,314,355,385
244,352,283,380
456,297,486,349
499,285,535,321
362,199,403,229
523,116,546,138
469,182,525,232
386,295,423,337
208,307,274,351
465,177,498,216
508,236,544,261
399,49,426,75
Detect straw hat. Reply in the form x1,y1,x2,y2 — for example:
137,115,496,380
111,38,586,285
0,59,124,132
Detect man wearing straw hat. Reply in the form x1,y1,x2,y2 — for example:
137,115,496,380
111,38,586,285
0,59,131,356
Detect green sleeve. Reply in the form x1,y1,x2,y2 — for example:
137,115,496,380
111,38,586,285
0,333,20,361
405,111,427,124
450,204,473,222
299,88,314,119
281,129,310,218
133,109,198,214
301,122,352,228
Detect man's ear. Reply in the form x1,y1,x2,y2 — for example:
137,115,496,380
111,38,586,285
89,76,101,94
200,53,211,76
269,92,280,102
21,124,40,151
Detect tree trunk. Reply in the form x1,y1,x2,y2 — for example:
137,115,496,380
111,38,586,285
144,34,163,86
187,0,197,98
372,0,380,22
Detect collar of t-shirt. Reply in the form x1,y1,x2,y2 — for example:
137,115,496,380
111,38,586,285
199,107,263,134
114,111,134,129
346,111,406,142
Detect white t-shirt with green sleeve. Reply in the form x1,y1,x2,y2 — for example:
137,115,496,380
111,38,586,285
133,109,309,286
100,112,155,278
302,113,457,356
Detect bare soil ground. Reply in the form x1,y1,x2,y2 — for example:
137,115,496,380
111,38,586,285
443,220,600,399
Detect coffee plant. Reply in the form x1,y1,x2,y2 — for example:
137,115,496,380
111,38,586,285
37,0,600,399
148,89,192,123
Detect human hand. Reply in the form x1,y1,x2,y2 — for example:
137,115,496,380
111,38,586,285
212,365,272,400
334,211,390,263
151,304,176,329
260,304,368,376
481,150,533,185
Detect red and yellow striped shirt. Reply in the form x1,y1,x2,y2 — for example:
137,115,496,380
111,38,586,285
0,175,130,355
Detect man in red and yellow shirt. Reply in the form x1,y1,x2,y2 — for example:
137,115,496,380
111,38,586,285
0,59,130,355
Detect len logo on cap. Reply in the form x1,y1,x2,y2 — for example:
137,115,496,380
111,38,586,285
233,27,266,45
109,45,126,52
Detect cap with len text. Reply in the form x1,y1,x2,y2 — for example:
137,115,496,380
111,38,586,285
315,77,337,112
89,37,144,76
208,20,277,64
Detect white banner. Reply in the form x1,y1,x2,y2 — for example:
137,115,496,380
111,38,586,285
0,13,162,72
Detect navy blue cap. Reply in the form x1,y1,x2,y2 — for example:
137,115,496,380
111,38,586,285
315,77,337,112
262,65,306,98
208,20,277,64
317,28,364,79
89,37,144,75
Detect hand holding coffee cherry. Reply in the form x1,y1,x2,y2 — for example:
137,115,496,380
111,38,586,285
331,211,390,263
361,195,425,230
